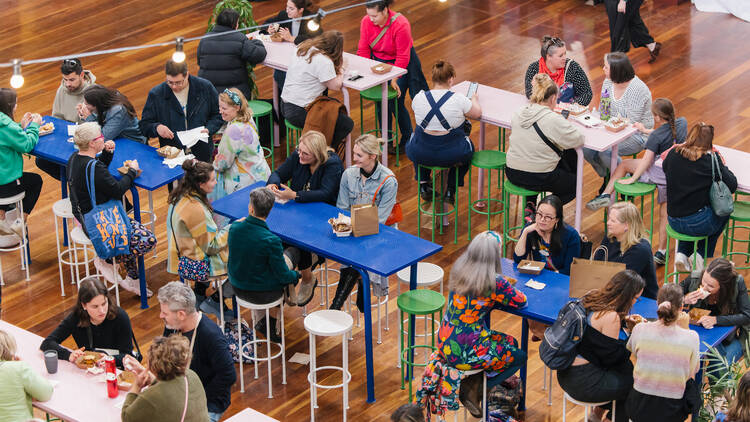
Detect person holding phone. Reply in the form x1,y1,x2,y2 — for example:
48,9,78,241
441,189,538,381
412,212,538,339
405,60,480,202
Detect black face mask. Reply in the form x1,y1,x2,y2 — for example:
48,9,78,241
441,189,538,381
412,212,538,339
360,160,378,178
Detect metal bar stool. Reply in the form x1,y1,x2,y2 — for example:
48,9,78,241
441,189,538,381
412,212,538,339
284,119,303,157
0,192,30,285
236,295,286,398
248,100,275,171
70,226,120,305
502,180,541,256
359,85,400,166
53,198,78,296
612,179,656,244
395,263,444,368
468,150,506,240
562,392,615,422
722,194,750,270
664,224,709,283
304,260,341,316
417,165,459,244
305,310,353,422
452,369,488,422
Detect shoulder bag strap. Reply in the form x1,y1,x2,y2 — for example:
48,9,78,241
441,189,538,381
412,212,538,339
189,313,201,359
131,332,142,359
419,91,455,130
372,174,395,205
180,375,189,422
532,122,563,158
369,12,402,50
169,203,182,256
85,160,98,208
87,325,94,350
711,152,722,182
564,59,572,80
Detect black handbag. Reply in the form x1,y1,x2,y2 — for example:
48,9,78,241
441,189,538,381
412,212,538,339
532,122,577,173
462,119,472,137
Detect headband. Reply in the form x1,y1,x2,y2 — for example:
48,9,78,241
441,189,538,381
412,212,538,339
223,89,241,106
486,230,502,246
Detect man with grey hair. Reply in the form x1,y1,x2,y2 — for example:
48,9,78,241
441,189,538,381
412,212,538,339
158,281,236,422
228,187,300,342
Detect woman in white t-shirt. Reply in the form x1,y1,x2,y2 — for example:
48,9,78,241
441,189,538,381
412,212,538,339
405,60,481,201
280,30,353,149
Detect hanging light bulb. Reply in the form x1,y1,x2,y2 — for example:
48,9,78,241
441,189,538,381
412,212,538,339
10,59,24,89
307,9,325,31
439,0,447,3
172,37,186,63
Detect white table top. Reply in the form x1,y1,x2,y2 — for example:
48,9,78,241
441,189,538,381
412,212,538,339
254,38,407,91
224,407,280,421
451,80,637,152
0,320,123,422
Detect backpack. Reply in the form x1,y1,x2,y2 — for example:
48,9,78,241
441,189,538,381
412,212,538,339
539,299,587,370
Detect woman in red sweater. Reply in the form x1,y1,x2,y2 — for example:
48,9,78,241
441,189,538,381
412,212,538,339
357,0,427,153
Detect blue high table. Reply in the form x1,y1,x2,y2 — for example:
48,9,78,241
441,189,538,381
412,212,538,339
498,258,734,412
31,116,184,308
212,182,443,403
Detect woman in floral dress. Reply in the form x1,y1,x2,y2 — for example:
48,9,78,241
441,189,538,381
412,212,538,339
209,88,271,203
437,231,527,417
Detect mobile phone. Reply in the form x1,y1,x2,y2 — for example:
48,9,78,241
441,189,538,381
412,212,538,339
561,109,570,119
348,74,364,81
466,82,479,98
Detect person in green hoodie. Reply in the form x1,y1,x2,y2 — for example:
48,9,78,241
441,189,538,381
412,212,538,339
0,88,43,238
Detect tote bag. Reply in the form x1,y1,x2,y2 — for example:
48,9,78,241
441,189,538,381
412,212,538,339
82,161,132,259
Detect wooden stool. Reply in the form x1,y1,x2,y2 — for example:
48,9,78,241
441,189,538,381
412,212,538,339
236,295,286,398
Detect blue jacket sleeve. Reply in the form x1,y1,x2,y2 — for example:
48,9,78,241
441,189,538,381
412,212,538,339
138,90,160,139
267,152,297,187
296,159,343,203
557,226,581,275
205,84,223,137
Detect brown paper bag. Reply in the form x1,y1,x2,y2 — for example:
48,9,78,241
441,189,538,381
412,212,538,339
351,204,379,237
569,246,625,298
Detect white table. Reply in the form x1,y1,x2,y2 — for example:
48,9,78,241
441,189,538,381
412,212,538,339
0,320,123,422
255,38,407,167
224,407,280,421
452,81,637,231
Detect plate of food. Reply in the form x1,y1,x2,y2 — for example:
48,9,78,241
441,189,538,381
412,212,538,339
117,370,137,390
688,308,711,325
625,314,645,331
604,116,628,132
572,113,602,128
75,351,104,369
156,145,181,159
39,122,55,136
517,259,545,275
328,213,352,237
118,160,142,176
370,63,392,75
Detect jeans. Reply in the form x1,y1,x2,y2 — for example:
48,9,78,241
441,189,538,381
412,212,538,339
208,411,223,422
583,131,647,178
708,336,744,384
668,206,729,258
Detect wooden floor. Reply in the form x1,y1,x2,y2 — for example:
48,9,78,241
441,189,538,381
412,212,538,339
2,0,750,420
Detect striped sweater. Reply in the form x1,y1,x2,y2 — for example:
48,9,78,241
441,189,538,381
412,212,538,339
627,321,699,399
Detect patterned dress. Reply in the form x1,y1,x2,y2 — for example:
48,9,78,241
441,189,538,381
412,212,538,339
437,275,527,381
209,119,271,202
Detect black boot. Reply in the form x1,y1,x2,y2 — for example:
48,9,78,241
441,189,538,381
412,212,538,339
330,267,360,310
356,285,365,313
459,372,483,418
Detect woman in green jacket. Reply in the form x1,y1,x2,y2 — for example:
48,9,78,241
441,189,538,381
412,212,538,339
0,88,43,237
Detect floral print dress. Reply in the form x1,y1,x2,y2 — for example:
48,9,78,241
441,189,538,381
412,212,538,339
209,119,271,202
437,275,527,382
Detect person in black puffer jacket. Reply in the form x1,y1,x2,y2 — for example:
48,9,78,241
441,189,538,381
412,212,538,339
197,8,267,100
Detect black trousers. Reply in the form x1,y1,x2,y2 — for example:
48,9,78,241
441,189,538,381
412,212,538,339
281,101,354,151
505,159,577,205
35,157,62,181
605,0,655,52
558,362,633,422
0,172,43,214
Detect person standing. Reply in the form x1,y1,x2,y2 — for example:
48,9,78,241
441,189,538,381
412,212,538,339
605,0,662,62
140,60,223,163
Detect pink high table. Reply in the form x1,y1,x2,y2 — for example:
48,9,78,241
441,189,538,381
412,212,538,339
452,81,637,231
255,38,407,167
224,407,280,421
654,145,750,193
0,320,123,422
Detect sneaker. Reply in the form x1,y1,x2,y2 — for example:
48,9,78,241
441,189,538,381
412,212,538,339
120,276,153,297
675,252,691,273
0,219,14,236
586,194,611,211
524,202,536,224
9,219,24,238
689,253,705,273
94,257,118,285
653,250,666,266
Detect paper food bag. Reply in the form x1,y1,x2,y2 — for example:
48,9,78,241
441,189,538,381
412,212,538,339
351,204,379,237
569,246,625,298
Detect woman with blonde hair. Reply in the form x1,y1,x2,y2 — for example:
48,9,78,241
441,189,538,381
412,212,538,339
66,122,156,296
281,30,353,148
663,123,737,272
595,201,658,299
506,73,584,210
0,330,54,421
436,231,527,417
267,130,343,305
121,335,209,422
210,88,271,202
332,134,398,310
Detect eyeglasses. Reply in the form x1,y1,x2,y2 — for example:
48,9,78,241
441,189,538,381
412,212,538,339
296,147,312,158
166,78,186,87
92,135,105,142
535,212,557,222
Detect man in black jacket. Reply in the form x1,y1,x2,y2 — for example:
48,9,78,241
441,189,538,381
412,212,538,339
139,60,223,163
197,8,267,101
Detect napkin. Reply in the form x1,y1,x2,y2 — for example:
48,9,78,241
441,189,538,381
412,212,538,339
525,279,546,290
176,127,209,149
163,152,195,169
67,125,78,136
289,352,310,365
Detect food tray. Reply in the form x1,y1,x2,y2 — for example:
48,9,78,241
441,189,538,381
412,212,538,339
517,259,545,275
370,63,392,75
688,308,711,325
156,146,181,159
573,113,601,128
39,122,55,136
117,371,136,390
75,351,104,369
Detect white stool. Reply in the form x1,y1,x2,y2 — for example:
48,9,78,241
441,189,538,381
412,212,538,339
542,366,554,406
236,295,286,398
70,227,119,305
304,310,353,422
562,392,615,422
453,369,488,422
396,263,444,367
53,198,77,296
0,192,30,284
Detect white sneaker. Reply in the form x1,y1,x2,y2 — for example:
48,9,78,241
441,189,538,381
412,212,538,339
0,219,13,236
689,253,705,273
9,219,24,238
675,252,691,273
120,276,153,297
94,257,118,285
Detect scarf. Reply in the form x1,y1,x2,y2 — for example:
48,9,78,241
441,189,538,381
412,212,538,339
538,57,566,87
360,161,378,178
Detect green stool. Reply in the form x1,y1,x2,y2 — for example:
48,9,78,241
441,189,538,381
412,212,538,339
503,180,541,254
613,179,656,244
468,150,506,240
497,128,508,188
397,289,445,402
722,196,750,270
360,85,400,166
417,165,459,244
664,224,709,283
284,119,303,157
248,100,275,170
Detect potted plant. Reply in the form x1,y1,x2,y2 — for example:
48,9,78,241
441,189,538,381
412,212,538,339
207,0,260,99
699,339,750,421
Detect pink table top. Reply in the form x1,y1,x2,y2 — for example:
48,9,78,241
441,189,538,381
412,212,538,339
0,320,123,422
254,38,406,91
452,80,637,152
716,145,750,193
224,407,280,421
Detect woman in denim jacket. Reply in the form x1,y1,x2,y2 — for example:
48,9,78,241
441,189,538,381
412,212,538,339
331,134,397,310
78,84,146,143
